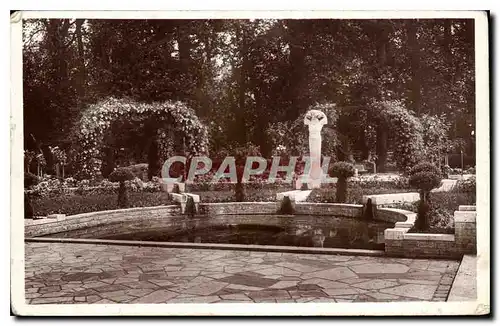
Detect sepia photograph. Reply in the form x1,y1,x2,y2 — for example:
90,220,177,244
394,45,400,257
10,10,489,316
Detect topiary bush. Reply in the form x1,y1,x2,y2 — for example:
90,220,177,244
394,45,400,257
184,195,196,217
24,172,39,219
408,162,442,231
108,167,135,208
234,182,245,202
409,161,442,176
329,161,355,203
278,196,294,215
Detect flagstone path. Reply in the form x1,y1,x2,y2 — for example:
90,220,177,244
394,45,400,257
25,242,460,304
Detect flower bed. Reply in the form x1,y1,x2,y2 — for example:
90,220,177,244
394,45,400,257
308,184,411,205
381,191,476,234
31,192,176,216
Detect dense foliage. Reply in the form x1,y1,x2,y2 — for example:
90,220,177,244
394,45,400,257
24,172,39,189
24,18,475,177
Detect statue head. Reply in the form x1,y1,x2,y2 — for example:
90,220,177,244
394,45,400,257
304,109,328,133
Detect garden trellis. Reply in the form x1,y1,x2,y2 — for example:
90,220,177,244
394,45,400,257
76,97,209,179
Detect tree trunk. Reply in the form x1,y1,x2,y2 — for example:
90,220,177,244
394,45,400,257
117,182,128,208
336,177,348,203
75,19,86,103
24,193,34,219
101,147,115,178
148,139,160,180
285,20,309,121
376,125,388,173
407,21,421,114
235,23,248,144
416,190,431,230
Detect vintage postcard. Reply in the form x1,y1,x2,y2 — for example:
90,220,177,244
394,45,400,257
11,10,490,316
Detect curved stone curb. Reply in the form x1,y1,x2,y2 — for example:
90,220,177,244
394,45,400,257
25,237,386,257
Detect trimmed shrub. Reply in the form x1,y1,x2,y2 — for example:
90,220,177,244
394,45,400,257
409,162,441,176
408,162,442,231
184,196,196,217
24,172,39,218
409,172,442,195
329,161,355,203
109,168,135,208
278,196,294,215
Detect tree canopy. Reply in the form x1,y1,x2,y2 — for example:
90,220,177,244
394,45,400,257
23,18,475,176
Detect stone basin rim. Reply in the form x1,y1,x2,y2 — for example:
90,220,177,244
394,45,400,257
24,237,386,257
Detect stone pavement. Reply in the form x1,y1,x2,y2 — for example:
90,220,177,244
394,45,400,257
25,242,460,304
448,255,477,301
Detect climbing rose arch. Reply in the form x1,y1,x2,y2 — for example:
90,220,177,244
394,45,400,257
76,97,208,178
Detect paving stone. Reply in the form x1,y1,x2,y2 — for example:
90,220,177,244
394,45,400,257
92,284,129,293
365,292,401,300
275,262,324,273
351,280,399,290
130,289,178,303
92,299,116,304
295,297,314,303
126,288,156,297
225,284,264,292
25,293,42,299
302,267,357,281
322,288,366,296
398,278,438,285
38,286,61,294
254,267,301,277
379,284,437,300
31,297,75,304
351,263,410,275
40,291,74,298
247,290,291,301
167,295,220,303
219,274,278,288
120,281,159,289
298,290,328,297
182,281,228,296
202,272,232,279
26,287,39,293
269,281,299,289
308,298,337,303
148,279,175,287
100,291,136,303
301,278,350,289
220,293,252,301
167,270,200,277
25,243,462,305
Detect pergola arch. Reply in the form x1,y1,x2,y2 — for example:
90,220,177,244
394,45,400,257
368,100,424,171
76,97,208,178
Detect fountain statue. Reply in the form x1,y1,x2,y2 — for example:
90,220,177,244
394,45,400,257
300,109,328,189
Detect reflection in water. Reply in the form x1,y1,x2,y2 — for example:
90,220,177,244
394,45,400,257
45,215,392,251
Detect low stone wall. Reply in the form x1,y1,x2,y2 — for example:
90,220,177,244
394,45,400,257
25,202,369,238
25,201,476,259
25,205,181,238
362,192,420,205
385,207,477,259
